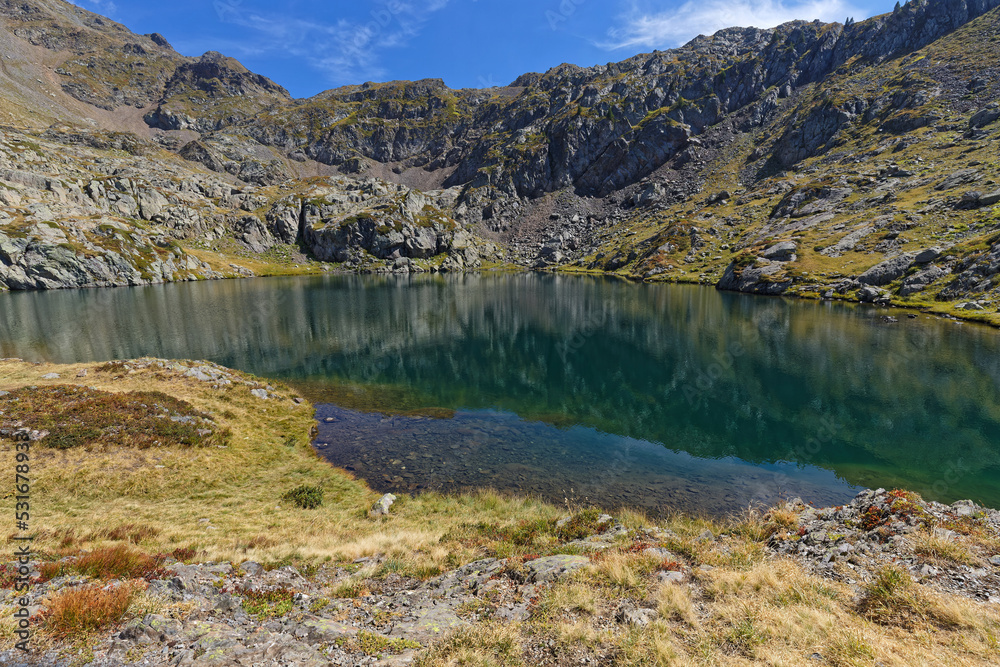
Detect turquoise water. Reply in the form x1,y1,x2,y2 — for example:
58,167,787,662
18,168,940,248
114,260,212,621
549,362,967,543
2,273,999,515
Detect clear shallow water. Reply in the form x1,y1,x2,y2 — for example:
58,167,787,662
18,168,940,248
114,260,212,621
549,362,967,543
1,273,999,515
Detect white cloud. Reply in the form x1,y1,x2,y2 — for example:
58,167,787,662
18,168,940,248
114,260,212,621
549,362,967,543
601,0,870,51
210,0,451,86
71,0,119,18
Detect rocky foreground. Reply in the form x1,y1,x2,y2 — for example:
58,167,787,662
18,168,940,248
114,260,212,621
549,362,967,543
3,489,999,667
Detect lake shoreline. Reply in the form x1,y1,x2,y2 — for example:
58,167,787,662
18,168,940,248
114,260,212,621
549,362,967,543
3,264,999,331
3,273,999,509
2,358,1000,664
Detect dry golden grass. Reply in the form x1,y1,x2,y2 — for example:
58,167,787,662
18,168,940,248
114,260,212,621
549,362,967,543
415,621,524,667
38,545,167,582
585,550,662,598
657,582,698,626
913,532,984,567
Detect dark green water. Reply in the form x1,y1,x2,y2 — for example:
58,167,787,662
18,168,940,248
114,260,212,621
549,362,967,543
2,273,999,515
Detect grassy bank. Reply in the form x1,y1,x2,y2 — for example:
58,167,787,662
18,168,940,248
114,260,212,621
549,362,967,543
0,358,559,569
1,359,999,665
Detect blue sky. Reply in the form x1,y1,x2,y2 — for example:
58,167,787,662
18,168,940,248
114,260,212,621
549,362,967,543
71,0,897,98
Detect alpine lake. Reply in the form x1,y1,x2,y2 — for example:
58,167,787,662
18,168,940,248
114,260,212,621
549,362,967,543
2,272,999,517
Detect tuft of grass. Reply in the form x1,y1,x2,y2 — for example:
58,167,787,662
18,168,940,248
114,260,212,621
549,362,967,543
331,577,371,599
585,550,660,598
613,625,681,667
725,607,768,657
169,547,198,562
237,535,277,552
415,622,522,667
282,484,324,509
824,629,877,667
657,582,698,626
855,564,970,629
43,581,142,639
556,508,610,541
443,507,610,559
308,597,331,614
857,565,919,624
913,531,982,566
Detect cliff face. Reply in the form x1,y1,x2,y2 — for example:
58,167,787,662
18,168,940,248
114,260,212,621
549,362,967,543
1,0,1000,315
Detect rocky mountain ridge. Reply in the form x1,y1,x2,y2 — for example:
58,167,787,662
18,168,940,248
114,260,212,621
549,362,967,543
0,0,999,323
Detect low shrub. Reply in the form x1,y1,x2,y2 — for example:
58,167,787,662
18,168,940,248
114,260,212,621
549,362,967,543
282,484,324,509
556,508,609,541
38,545,168,582
0,385,228,449
43,581,141,639
235,586,296,619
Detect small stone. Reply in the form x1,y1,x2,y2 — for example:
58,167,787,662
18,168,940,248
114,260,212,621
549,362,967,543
696,529,714,543
858,285,886,303
370,493,397,516
214,594,238,612
41,373,60,379
988,555,1000,567
293,397,305,404
617,606,658,627
76,369,88,377
240,561,263,576
914,247,942,264
250,388,269,400
658,571,686,584
760,241,797,262
525,555,590,582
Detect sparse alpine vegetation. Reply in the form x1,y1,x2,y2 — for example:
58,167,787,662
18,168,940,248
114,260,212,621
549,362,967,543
0,384,229,449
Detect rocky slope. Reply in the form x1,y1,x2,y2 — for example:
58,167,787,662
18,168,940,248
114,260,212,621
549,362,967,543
1,0,1000,321
4,492,1000,666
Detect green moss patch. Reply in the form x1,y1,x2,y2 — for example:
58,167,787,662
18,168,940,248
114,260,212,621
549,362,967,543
234,586,296,620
